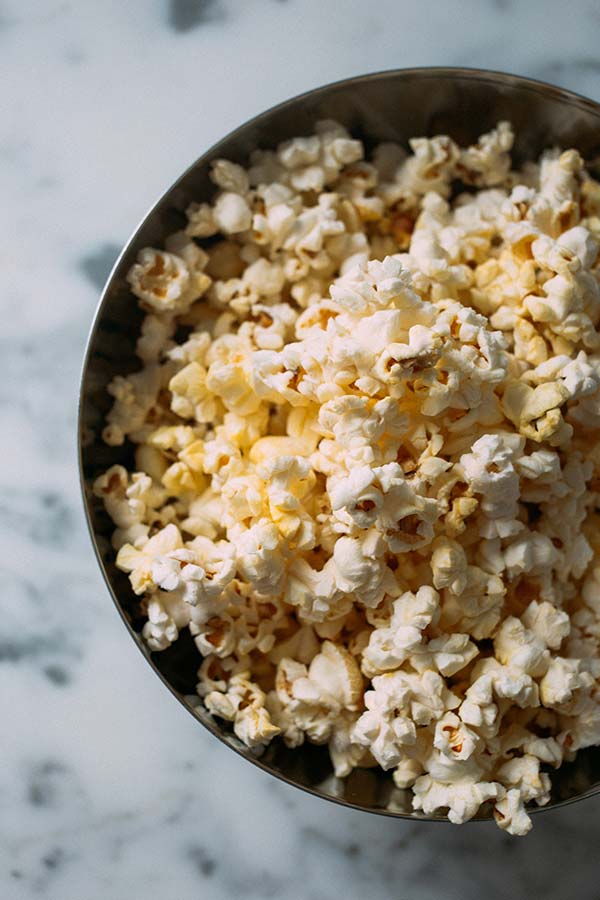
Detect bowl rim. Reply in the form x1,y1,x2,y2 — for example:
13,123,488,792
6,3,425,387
78,65,600,822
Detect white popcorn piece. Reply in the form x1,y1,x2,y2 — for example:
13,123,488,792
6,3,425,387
116,523,184,594
493,789,533,836
271,641,363,751
234,519,286,595
395,134,460,200
268,624,320,667
559,225,599,268
458,121,514,187
495,754,551,805
210,159,250,194
127,247,210,314
503,379,572,447
459,433,523,538
433,712,481,761
431,536,468,594
439,564,505,640
539,657,592,709
168,361,219,424
328,466,382,529
136,313,176,363
352,673,417,770
412,776,502,825
186,201,218,238
191,591,286,659
361,587,439,677
142,589,191,651
503,532,559,578
539,147,582,208
459,675,498,734
179,536,237,616
284,557,347,624
119,528,236,624
471,657,539,708
521,600,570,650
257,454,316,542
330,256,423,316
423,745,487,785
352,669,459,770
392,757,424,789
213,192,252,234
94,465,147,530
103,363,167,446
332,535,396,608
205,672,281,749
494,617,550,678
374,464,442,553
412,632,479,677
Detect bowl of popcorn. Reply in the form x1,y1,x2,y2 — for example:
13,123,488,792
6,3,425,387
79,68,600,834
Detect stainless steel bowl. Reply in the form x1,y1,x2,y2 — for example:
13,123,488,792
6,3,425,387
79,67,600,821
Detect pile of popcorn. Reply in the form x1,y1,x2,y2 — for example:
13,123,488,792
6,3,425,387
95,120,600,834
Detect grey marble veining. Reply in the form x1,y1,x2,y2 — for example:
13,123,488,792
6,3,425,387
3,1,600,898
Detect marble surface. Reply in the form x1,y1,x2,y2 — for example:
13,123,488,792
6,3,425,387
4,1,600,897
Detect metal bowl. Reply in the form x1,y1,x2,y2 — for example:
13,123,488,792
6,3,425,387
78,67,600,821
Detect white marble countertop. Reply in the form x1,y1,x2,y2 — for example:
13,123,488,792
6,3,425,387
4,1,600,897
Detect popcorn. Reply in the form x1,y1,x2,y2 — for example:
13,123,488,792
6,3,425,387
503,532,559,578
210,159,250,194
352,672,417,769
412,632,479,677
102,363,168,446
136,313,176,363
539,657,592,708
395,134,460,200
439,563,505,640
235,519,286,595
179,537,236,617
186,202,218,238
539,147,582,210
213,192,252,235
142,590,191,651
493,789,533,836
127,246,210,314
205,672,280,748
257,454,316,542
98,120,600,834
332,535,396,608
361,587,439,677
494,617,550,678
169,361,219,424
352,669,459,769
270,641,363,753
94,465,147,530
284,557,348,623
458,121,514,187
433,712,481,761
116,523,184,594
459,675,498,734
472,657,540,709
374,465,442,553
521,600,570,650
412,776,502,825
495,754,551,806
459,433,523,538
